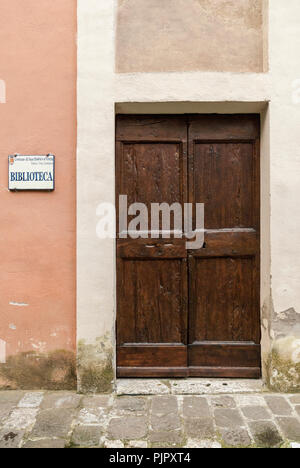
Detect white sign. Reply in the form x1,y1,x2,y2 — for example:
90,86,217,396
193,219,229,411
9,154,55,191
0,339,6,364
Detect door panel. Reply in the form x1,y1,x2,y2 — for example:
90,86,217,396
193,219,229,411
117,258,186,344
116,114,261,378
116,116,188,377
189,256,255,343
188,115,261,378
121,143,182,208
188,344,261,369
193,143,254,229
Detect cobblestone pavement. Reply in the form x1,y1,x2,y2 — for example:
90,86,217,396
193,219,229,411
0,391,300,448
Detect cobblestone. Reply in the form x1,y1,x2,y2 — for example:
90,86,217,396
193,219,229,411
23,439,66,449
0,390,299,448
276,417,300,441
265,396,293,416
221,428,252,447
116,396,147,412
71,424,102,447
30,408,75,439
107,416,148,440
214,408,244,429
249,421,283,448
241,406,272,421
183,397,210,418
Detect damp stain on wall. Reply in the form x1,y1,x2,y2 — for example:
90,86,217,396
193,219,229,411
267,306,300,392
77,334,114,394
0,350,77,390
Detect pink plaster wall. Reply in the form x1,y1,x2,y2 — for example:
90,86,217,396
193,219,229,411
0,0,77,357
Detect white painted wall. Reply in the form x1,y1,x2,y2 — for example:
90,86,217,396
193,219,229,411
77,0,116,345
269,0,300,315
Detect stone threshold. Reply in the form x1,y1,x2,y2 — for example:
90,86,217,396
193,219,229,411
115,378,264,396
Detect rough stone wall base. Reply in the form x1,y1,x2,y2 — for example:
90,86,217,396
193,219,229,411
77,333,114,394
0,350,77,390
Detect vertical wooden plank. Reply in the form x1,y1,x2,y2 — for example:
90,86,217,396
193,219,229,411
188,115,261,377
116,116,188,375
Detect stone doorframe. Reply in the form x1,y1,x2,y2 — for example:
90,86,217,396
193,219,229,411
77,0,300,393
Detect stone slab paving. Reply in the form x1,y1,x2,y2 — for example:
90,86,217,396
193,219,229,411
116,379,263,395
0,390,299,448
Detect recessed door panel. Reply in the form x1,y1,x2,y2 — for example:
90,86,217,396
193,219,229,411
193,143,254,229
118,258,186,345
189,256,255,343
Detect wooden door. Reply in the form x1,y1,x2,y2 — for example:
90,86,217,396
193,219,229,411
116,114,261,378
188,115,261,378
116,116,189,377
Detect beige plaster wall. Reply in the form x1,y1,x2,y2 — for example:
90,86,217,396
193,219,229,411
116,0,265,73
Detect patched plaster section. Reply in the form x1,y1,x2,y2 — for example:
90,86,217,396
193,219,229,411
116,0,264,73
268,306,300,392
267,301,300,391
272,308,300,341
197,0,262,24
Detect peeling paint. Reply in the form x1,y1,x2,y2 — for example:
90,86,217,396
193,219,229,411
9,302,29,307
272,308,300,340
267,304,300,391
264,301,300,392
30,340,47,353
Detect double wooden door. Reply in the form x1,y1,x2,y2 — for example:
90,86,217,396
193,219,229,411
116,115,261,378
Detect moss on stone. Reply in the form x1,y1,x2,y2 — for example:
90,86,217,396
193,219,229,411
252,426,283,448
267,350,300,393
77,335,114,394
78,354,113,394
